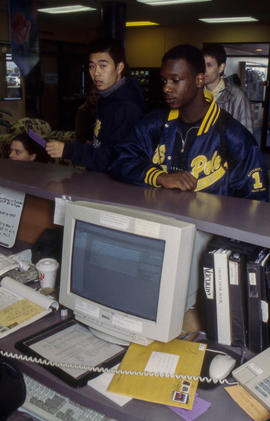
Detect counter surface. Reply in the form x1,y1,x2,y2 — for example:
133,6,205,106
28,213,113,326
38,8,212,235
0,159,269,247
0,161,258,420
0,312,249,421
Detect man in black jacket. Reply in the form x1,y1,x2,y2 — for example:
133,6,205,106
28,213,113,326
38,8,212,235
46,38,144,172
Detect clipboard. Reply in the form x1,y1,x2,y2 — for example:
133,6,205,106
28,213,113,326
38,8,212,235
15,319,126,387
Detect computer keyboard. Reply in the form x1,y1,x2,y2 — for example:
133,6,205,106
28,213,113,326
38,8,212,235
21,374,118,421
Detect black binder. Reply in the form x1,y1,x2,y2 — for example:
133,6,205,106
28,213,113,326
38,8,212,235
203,236,260,347
258,250,270,350
246,248,270,353
228,252,247,347
202,248,217,342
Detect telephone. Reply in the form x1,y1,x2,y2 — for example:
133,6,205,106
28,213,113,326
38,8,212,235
232,346,270,411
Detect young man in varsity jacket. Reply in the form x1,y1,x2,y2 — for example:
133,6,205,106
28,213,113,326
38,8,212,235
46,38,144,172
110,44,268,201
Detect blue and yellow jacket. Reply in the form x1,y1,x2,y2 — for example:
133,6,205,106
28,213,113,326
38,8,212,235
111,93,268,201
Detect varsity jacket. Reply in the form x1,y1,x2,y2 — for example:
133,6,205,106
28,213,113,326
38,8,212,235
110,93,268,201
62,76,144,172
215,79,253,134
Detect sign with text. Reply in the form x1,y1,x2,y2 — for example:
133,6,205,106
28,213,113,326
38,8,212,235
0,187,25,248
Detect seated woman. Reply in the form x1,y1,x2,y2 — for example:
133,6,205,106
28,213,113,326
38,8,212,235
9,133,50,162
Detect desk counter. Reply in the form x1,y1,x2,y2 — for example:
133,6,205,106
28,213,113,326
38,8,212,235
0,159,269,247
0,159,266,420
1,312,250,421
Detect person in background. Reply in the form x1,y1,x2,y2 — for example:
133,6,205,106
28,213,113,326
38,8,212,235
46,37,145,171
74,84,99,144
202,44,253,133
109,44,268,201
0,356,26,420
9,133,49,162
227,73,241,87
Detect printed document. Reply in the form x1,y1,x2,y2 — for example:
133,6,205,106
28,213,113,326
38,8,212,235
0,276,58,338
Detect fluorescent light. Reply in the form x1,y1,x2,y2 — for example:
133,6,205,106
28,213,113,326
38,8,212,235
199,17,258,23
137,0,212,5
126,21,159,26
38,5,95,14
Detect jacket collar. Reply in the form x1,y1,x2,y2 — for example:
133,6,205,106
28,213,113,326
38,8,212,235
99,76,126,98
167,89,221,135
211,78,226,97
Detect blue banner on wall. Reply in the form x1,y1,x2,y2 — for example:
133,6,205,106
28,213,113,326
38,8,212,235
9,0,39,76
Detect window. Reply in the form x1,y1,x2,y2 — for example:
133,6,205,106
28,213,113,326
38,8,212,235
0,45,23,100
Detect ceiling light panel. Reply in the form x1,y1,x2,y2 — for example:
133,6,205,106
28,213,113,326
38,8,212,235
38,5,96,14
137,0,212,5
199,17,258,23
126,21,159,26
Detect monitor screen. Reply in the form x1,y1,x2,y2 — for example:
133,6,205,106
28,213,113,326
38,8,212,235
71,220,164,321
60,201,195,346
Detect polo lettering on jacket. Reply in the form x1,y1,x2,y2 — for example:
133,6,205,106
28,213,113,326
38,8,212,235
191,151,227,191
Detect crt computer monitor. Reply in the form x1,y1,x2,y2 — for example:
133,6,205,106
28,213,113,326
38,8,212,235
59,201,195,346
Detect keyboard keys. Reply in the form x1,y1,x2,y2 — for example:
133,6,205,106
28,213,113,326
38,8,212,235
22,374,117,421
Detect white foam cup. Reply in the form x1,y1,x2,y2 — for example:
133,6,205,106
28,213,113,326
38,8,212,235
36,258,59,290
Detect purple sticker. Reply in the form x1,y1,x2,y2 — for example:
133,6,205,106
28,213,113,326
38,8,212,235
168,394,211,421
28,129,47,148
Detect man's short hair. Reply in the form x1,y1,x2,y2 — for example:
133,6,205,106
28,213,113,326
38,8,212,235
88,37,126,66
162,44,205,75
202,44,227,66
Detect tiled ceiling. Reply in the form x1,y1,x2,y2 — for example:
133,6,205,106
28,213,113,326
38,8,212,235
1,1,269,56
1,0,270,27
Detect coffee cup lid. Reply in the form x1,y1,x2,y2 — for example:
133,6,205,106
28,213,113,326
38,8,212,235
36,258,59,272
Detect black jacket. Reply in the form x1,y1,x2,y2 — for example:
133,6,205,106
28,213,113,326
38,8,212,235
63,77,145,172
0,356,26,420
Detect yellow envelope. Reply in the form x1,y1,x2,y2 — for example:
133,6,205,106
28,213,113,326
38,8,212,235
108,339,206,409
